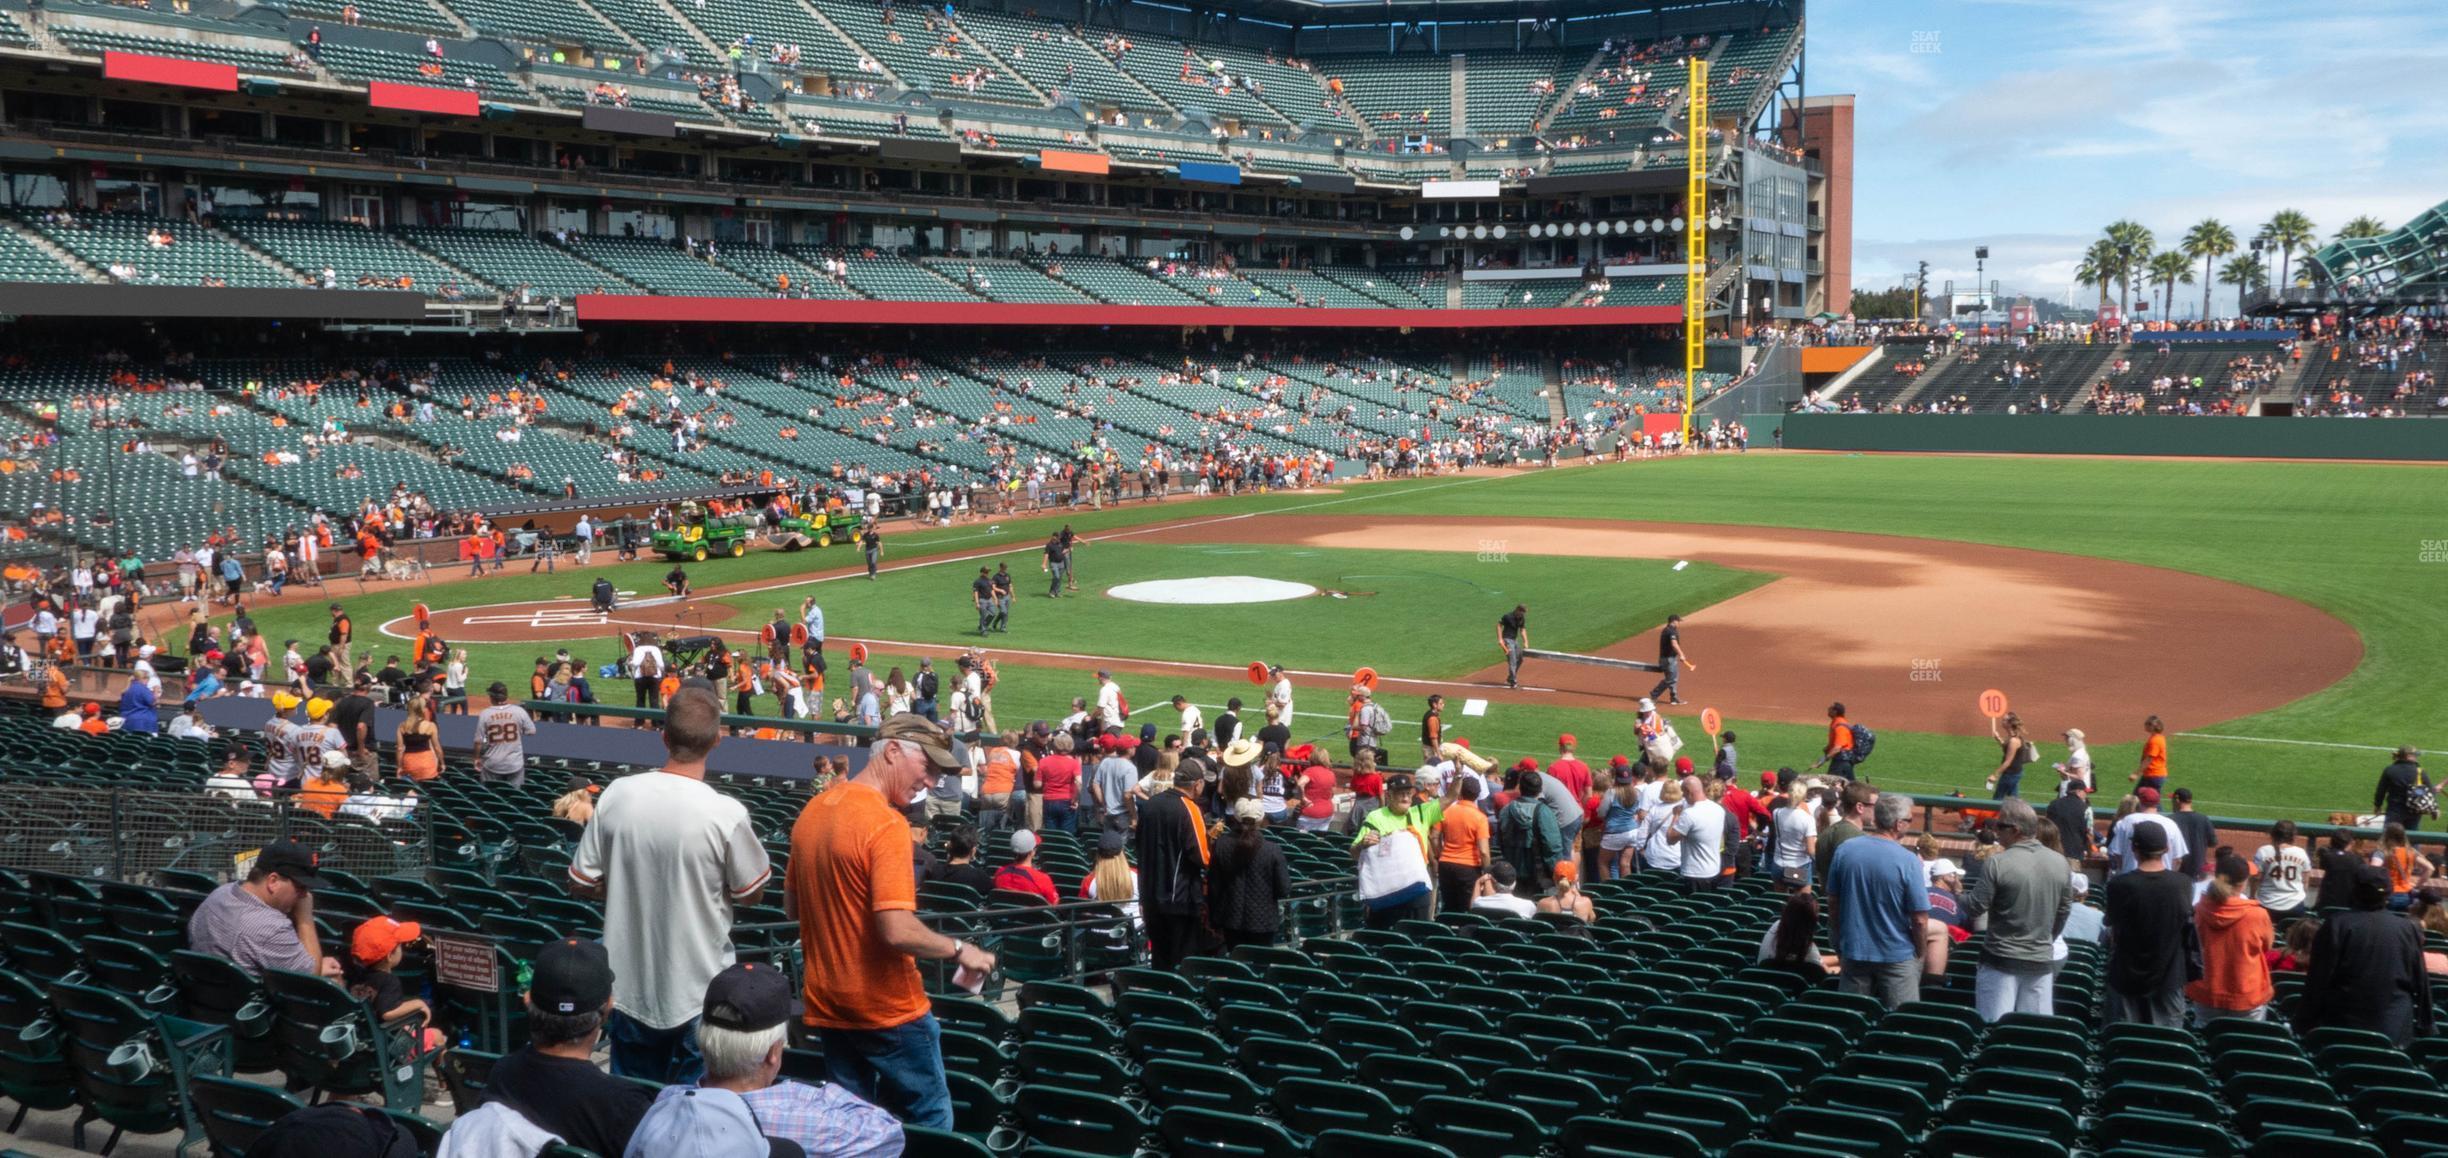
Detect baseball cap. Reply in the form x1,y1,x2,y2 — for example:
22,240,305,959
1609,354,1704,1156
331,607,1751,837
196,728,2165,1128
80,702,98,717
1559,733,1576,747
2132,821,2170,855
2137,786,2161,806
305,697,333,720
254,839,324,890
1637,697,1656,712
1928,858,1962,880
702,961,794,1034
1010,830,1040,856
1097,828,1127,856
2173,787,2194,804
1609,755,1631,769
1513,757,1539,773
530,939,614,1015
272,692,302,713
350,916,423,966
320,749,352,772
624,1086,802,1158
1231,798,1265,823
1553,860,1579,883
875,713,962,769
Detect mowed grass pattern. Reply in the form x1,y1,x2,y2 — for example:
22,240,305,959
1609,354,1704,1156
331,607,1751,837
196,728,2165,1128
688,543,1765,680
226,454,2447,818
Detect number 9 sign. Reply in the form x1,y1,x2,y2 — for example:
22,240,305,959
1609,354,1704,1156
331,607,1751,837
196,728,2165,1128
1699,707,1722,737
1978,689,2010,720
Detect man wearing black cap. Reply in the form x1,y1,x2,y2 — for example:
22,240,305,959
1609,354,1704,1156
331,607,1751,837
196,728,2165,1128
1136,756,1212,969
648,961,900,1156
2102,820,2193,1027
2298,866,2433,1046
330,672,380,780
466,938,653,1158
187,839,340,980
328,602,353,675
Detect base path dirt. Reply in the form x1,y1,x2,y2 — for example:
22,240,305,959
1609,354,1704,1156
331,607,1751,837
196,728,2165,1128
1144,516,2362,743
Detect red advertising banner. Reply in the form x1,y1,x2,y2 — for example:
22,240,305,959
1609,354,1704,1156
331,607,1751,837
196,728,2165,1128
102,51,238,92
369,81,480,117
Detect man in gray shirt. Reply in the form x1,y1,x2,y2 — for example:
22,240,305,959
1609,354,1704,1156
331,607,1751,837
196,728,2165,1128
1090,735,1140,835
187,839,340,979
474,681,538,787
1962,797,2074,1023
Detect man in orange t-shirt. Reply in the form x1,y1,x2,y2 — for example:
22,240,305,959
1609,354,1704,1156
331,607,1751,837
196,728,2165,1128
786,713,994,1129
1817,701,1859,781
1434,778,1492,914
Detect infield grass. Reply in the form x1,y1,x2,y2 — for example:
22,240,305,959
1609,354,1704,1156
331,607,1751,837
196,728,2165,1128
221,452,2448,819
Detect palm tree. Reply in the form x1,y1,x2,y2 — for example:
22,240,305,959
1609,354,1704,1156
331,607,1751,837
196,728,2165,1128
2078,239,2119,313
2181,218,2236,323
2102,220,2154,316
2335,215,2388,242
2147,251,2194,320
2260,209,2315,287
2218,254,2268,314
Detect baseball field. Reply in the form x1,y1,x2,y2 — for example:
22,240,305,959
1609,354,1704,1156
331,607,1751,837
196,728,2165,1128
201,451,2447,820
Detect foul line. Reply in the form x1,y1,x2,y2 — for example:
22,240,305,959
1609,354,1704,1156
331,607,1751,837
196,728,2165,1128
2177,732,2426,753
377,472,1506,643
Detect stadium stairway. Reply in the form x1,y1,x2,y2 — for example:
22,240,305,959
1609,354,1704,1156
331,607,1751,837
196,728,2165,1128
1534,49,1609,135
0,217,104,284
1879,341,1963,411
1812,345,1886,407
215,231,314,289
2251,348,2313,414
1448,55,1467,145
1542,355,1568,428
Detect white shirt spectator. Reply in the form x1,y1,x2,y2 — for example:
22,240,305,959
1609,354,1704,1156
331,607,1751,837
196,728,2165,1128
1673,798,1727,880
2254,842,2312,912
2106,810,2187,875
1094,679,1123,730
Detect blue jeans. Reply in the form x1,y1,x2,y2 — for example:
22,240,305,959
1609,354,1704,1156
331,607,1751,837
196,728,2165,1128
1993,771,2022,799
605,1009,703,1084
1042,800,1076,833
820,1014,951,1130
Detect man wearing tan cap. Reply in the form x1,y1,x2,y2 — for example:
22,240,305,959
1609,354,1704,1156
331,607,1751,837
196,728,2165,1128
787,712,996,1128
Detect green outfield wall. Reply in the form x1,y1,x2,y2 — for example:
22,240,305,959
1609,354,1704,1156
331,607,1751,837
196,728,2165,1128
1773,413,2448,460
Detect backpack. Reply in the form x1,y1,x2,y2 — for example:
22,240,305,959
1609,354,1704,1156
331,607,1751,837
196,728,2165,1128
1847,724,1876,763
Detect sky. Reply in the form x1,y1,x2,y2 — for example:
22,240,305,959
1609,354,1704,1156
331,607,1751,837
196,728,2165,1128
1806,0,2448,316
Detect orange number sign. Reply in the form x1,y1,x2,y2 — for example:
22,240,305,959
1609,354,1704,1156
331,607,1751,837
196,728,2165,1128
1978,689,2010,719
1699,707,1722,736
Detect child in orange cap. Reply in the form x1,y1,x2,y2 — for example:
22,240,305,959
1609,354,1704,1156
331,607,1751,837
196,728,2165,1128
345,916,443,1058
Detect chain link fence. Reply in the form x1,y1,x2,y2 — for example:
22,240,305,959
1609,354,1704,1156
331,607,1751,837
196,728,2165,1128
0,783,431,884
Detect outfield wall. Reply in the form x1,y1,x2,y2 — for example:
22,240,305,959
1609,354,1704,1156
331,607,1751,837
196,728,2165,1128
1777,413,2448,461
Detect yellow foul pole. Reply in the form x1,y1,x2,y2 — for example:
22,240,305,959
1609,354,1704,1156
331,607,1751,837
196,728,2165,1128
1683,55,1708,442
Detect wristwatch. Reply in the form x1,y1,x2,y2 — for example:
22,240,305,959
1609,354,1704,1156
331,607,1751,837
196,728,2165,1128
946,939,969,962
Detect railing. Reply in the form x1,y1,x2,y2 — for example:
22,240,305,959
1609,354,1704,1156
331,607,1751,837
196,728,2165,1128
0,782,433,882
522,698,893,742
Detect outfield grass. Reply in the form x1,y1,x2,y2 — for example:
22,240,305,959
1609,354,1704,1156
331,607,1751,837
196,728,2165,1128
221,455,2448,819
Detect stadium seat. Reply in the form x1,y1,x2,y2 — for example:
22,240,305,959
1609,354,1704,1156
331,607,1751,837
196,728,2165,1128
259,969,429,1108
186,1073,307,1157
49,981,229,1155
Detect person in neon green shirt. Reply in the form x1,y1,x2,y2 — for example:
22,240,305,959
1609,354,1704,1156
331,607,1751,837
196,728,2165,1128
1353,775,1439,927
